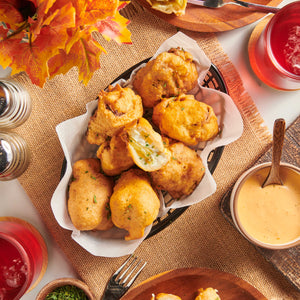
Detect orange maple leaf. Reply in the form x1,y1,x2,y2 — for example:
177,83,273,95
95,10,132,45
0,29,22,69
30,1,75,39
9,38,50,87
48,28,105,85
1,2,76,87
0,0,132,87
0,1,24,29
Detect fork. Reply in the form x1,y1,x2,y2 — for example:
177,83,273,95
187,0,280,14
102,255,147,300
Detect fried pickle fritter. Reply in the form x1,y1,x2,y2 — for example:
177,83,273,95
86,84,143,145
151,288,220,300
68,158,114,231
146,0,187,16
150,140,205,199
152,94,219,146
195,288,221,300
133,48,198,108
123,118,170,172
110,169,160,240
96,133,134,176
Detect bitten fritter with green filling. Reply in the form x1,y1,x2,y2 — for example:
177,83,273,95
86,84,143,145
123,118,170,172
96,132,134,176
110,169,160,240
68,158,114,231
133,48,199,108
150,139,205,199
152,93,219,146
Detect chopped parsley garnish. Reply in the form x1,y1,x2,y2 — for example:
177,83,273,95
45,285,88,300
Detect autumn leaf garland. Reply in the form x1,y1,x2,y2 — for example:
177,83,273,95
0,0,132,87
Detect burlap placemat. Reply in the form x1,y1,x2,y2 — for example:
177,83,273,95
10,2,299,299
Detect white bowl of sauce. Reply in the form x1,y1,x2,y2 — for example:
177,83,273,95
230,162,300,250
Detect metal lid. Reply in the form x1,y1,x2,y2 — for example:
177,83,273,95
0,83,10,117
0,138,12,174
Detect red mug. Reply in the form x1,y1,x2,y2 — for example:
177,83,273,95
0,217,48,300
249,1,300,90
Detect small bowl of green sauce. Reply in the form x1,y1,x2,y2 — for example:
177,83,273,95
36,278,96,300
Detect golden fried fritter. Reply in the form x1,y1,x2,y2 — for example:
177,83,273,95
68,158,114,231
133,48,198,107
151,288,220,300
150,140,205,199
123,118,170,172
110,169,160,240
146,0,187,16
96,133,134,176
152,94,219,146
195,288,221,300
86,84,143,145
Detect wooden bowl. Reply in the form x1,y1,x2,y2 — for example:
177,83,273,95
121,267,267,299
36,278,96,300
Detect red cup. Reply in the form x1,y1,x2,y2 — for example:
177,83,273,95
0,217,48,300
249,1,300,90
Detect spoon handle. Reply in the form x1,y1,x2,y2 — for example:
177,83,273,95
262,118,285,187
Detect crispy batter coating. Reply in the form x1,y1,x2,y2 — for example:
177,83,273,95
151,293,182,300
195,288,221,300
86,84,143,145
68,158,114,231
133,48,198,107
146,0,187,16
110,169,160,240
124,118,170,172
152,94,219,146
96,133,134,176
150,140,205,199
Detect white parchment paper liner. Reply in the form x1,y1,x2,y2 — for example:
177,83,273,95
51,32,243,257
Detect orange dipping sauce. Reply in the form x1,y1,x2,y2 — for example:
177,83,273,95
236,166,300,245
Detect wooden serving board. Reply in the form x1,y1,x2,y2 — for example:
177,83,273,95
220,116,300,291
121,267,267,299
136,0,283,32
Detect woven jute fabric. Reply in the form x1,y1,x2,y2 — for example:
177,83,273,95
11,2,299,299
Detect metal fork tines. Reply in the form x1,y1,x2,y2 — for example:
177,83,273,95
188,0,280,14
102,255,147,300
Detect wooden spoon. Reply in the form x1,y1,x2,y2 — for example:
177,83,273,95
262,118,285,188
